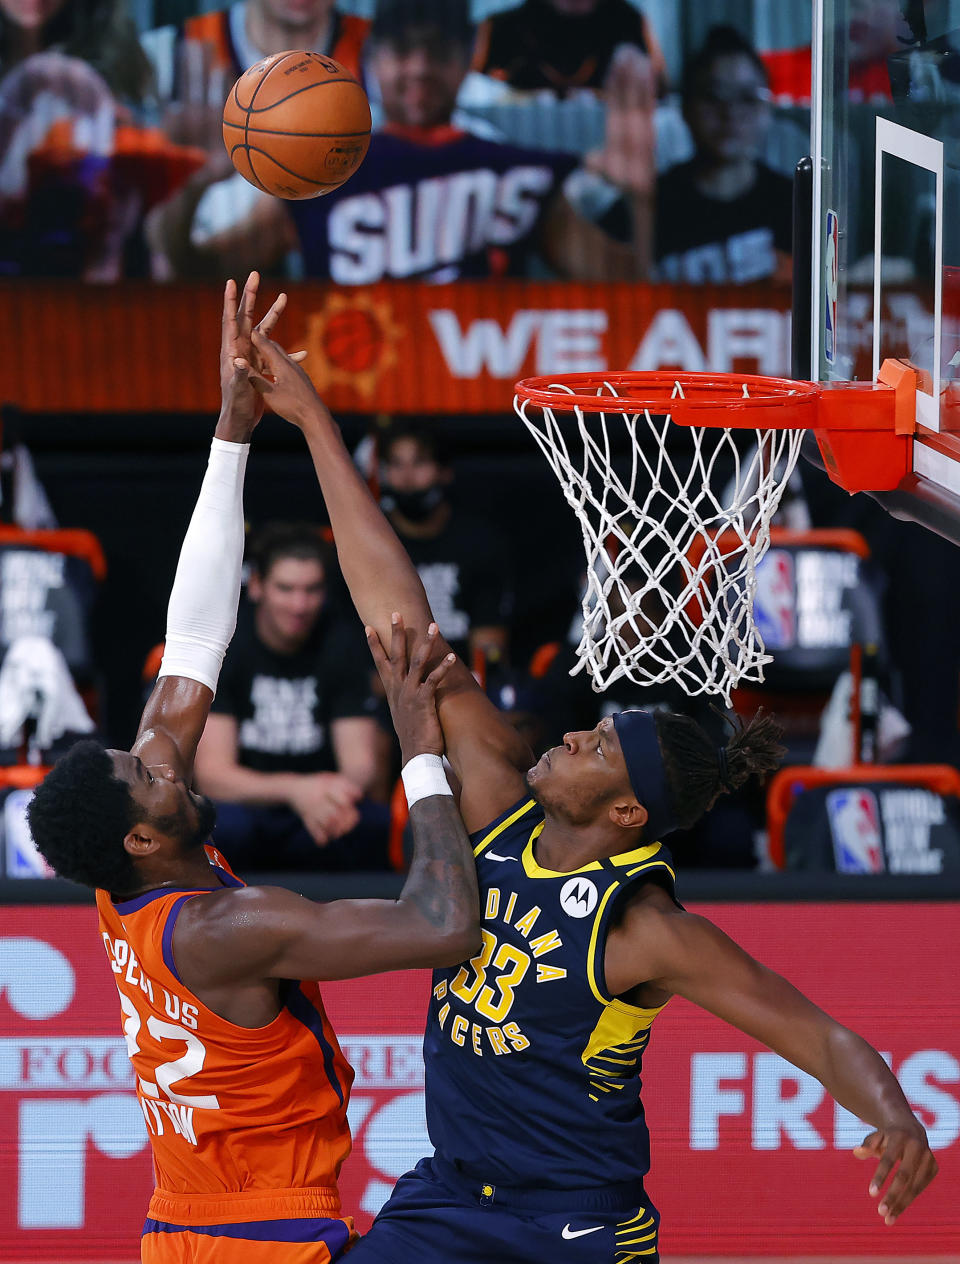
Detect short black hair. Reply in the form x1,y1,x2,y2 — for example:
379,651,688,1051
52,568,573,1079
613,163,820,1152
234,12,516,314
370,0,474,51
27,739,140,891
682,24,770,98
378,421,450,468
248,522,333,580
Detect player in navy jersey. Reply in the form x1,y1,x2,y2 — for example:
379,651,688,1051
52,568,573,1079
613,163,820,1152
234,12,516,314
237,329,940,1259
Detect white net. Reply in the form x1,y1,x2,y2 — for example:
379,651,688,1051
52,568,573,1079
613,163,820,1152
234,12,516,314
515,379,806,702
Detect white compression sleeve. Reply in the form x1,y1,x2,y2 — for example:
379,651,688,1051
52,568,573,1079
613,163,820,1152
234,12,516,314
158,437,249,694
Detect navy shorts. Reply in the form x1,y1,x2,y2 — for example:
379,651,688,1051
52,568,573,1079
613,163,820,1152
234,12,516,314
346,1157,660,1264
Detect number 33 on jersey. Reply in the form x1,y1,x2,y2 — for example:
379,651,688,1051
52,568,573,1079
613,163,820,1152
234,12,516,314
424,797,680,1193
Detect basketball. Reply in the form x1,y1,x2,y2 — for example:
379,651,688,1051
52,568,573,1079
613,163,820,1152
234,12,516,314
222,50,371,200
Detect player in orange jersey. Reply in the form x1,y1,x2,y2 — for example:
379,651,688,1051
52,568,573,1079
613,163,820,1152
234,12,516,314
26,273,480,1264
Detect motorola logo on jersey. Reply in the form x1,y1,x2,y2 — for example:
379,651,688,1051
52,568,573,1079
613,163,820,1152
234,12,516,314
559,877,598,918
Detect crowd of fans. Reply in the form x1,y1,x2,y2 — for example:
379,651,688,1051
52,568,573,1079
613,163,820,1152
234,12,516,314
0,0,811,282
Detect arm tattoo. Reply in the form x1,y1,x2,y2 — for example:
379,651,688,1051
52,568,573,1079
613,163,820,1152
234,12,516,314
401,795,479,932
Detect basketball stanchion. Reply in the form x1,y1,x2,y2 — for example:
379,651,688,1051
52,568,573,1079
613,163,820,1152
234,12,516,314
514,362,917,702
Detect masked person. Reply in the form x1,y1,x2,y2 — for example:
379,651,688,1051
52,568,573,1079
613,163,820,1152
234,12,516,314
379,422,512,669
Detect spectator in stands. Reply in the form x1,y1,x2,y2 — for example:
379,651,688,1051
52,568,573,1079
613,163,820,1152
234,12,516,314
653,25,792,285
0,0,157,277
762,0,918,106
379,423,512,668
192,522,389,871
0,0,152,98
148,0,659,282
472,0,666,97
141,0,366,99
141,0,367,280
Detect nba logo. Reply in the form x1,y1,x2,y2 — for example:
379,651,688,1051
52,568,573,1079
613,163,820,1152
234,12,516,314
2,788,53,878
826,788,885,874
754,549,796,649
824,210,839,365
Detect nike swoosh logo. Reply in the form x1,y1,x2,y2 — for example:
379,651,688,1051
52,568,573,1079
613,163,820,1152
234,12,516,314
561,1225,604,1239
485,851,518,862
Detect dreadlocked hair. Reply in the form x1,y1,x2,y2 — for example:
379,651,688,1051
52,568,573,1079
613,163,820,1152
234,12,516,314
654,708,786,831
27,739,140,891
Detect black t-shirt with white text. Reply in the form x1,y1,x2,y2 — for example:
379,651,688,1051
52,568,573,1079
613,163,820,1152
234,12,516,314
655,160,793,284
400,513,513,662
210,602,376,774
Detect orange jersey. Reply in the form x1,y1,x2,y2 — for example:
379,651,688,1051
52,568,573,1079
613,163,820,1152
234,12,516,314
96,847,356,1259
181,9,368,83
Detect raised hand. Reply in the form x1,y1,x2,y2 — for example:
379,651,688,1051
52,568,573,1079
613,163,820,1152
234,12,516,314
585,45,657,198
365,614,456,766
853,1121,938,1225
162,39,234,186
218,272,307,438
238,324,324,429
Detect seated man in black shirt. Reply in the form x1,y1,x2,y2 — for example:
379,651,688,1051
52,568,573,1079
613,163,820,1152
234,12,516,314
654,25,793,284
379,423,512,670
193,522,388,869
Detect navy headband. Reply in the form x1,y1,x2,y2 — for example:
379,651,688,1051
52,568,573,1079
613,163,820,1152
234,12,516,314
612,709,677,840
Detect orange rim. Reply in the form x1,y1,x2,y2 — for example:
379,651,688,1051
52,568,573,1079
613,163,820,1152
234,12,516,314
515,371,820,428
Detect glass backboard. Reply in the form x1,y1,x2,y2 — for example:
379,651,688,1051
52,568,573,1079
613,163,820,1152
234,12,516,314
813,0,960,541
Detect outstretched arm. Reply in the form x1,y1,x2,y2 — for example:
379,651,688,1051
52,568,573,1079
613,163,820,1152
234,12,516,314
606,894,938,1227
239,329,533,830
133,274,293,778
176,620,481,981
540,46,656,282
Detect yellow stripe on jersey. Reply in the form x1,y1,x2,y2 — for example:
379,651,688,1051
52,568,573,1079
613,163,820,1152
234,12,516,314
521,824,603,877
520,835,668,880
625,859,677,881
615,1208,659,1260
581,1000,661,1097
473,799,538,857
586,880,621,1004
581,868,670,1097
586,859,678,1005
610,841,665,868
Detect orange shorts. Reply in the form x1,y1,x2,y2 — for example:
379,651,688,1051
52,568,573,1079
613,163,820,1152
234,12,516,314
141,1186,357,1263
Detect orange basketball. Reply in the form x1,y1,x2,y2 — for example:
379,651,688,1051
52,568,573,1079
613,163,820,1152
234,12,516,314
222,50,371,200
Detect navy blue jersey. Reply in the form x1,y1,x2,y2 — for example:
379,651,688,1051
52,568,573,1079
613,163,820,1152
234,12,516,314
424,797,678,1192
287,127,576,283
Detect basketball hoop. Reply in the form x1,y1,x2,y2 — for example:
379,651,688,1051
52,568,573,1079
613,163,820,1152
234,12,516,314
514,367,916,702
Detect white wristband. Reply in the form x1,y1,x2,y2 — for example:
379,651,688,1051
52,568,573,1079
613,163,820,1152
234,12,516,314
401,753,453,808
